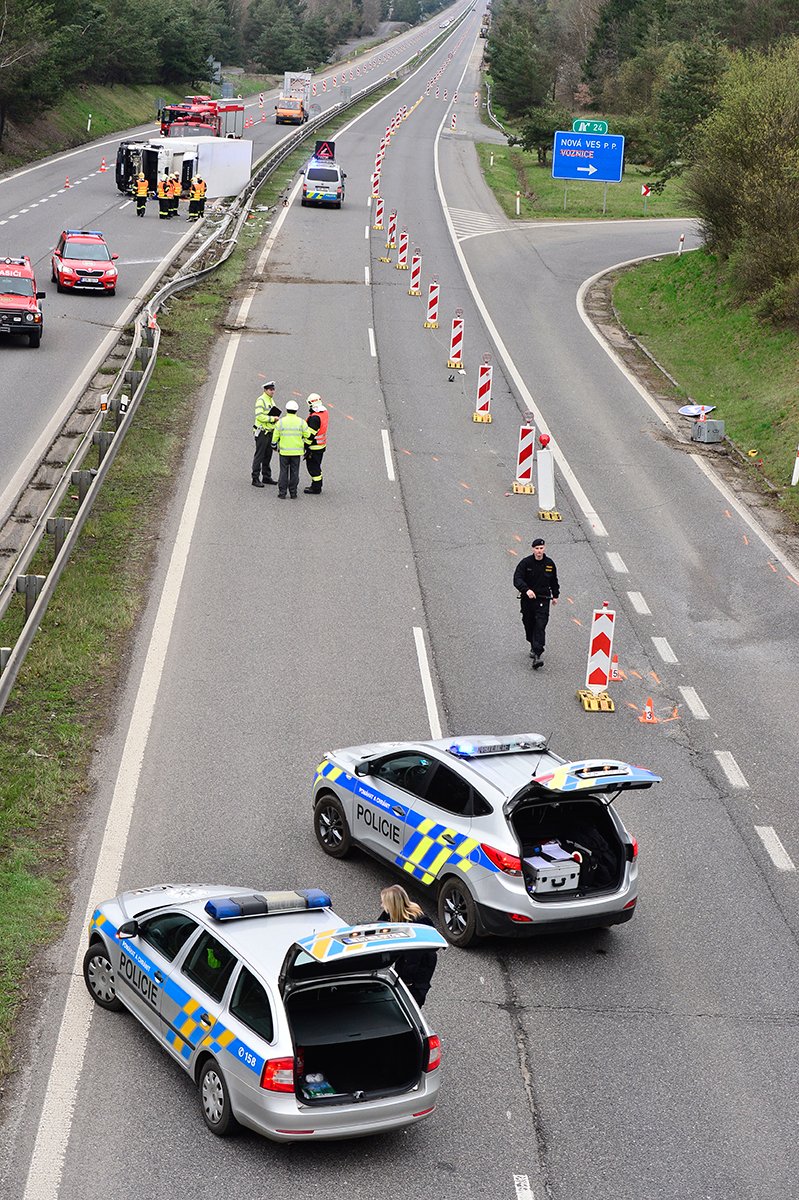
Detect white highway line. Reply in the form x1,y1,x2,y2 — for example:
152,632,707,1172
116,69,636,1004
364,223,369,239
652,636,678,663
433,85,607,539
119,200,133,210
627,590,651,614
8,213,17,219
413,626,443,739
368,326,377,357
755,826,796,872
364,265,370,285
514,1178,534,1199
21,182,300,1200
606,551,628,573
381,428,395,481
714,750,749,789
20,207,29,213
679,686,709,720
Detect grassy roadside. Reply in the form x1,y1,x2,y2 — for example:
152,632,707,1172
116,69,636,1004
0,83,397,1088
613,250,799,524
476,143,691,220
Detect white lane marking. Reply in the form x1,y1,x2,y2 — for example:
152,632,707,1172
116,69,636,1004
413,626,442,739
39,197,48,203
8,213,18,219
606,551,628,573
368,327,377,357
364,223,369,239
651,636,677,663
21,179,300,1200
119,200,133,210
49,193,58,198
1,132,137,185
381,429,395,481
679,686,709,720
514,1178,534,1200
627,590,651,614
714,750,749,789
0,220,6,225
364,265,370,286
690,454,799,579
433,91,607,538
20,207,29,213
755,826,796,872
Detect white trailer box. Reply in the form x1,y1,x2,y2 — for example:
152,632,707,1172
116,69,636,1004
283,70,312,103
195,136,253,197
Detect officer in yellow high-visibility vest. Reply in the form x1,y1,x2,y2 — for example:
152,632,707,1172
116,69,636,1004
157,173,170,220
272,400,314,499
251,381,280,487
134,173,148,218
188,177,202,221
196,176,207,218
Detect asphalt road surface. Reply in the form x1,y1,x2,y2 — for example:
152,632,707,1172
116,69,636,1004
3,9,798,1200
0,1,467,524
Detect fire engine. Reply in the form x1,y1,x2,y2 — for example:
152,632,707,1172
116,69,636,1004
0,255,45,348
160,96,244,139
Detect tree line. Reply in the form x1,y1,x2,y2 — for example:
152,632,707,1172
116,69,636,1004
0,0,446,143
484,0,799,324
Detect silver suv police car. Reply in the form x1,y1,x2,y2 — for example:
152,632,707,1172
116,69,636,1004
312,736,661,946
83,885,445,1140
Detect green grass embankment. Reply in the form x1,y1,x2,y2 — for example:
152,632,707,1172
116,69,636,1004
614,250,799,523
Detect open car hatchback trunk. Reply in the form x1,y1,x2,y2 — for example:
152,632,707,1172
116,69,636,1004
509,798,625,901
286,979,423,1104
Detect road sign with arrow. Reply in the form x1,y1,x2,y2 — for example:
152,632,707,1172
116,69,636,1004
551,130,625,183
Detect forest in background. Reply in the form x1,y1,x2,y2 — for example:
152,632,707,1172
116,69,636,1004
485,0,799,325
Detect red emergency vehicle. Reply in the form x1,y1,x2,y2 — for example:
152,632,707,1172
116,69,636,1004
0,255,45,348
160,97,244,139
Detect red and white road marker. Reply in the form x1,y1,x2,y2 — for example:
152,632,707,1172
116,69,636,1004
576,604,617,711
259,92,264,107
424,278,440,328
386,209,397,250
447,310,464,368
373,195,384,231
451,113,457,130
408,250,422,296
371,173,380,199
99,157,108,173
473,356,492,423
792,443,799,487
536,432,561,520
396,228,409,269
678,232,685,255
512,424,536,494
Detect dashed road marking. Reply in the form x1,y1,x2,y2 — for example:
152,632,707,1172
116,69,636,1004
381,429,395,481
755,826,796,872
413,626,442,739
513,1176,534,1199
652,636,677,663
364,223,369,239
368,326,377,357
364,265,370,285
627,591,651,614
679,686,709,719
714,750,749,789
606,551,628,573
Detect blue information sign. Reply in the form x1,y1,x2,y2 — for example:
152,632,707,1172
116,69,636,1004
551,130,625,183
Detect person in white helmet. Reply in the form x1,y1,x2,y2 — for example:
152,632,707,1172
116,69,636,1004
304,392,328,494
272,399,314,498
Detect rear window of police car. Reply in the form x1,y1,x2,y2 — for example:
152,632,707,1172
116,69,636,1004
307,167,339,182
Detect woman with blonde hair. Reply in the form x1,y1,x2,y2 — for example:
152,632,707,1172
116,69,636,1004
377,884,438,1008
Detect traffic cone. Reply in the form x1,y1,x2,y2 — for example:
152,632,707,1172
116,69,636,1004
99,157,108,173
610,654,620,682
638,697,658,724
698,406,707,423
64,176,71,188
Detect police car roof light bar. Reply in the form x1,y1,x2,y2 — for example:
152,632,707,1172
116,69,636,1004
448,735,548,759
64,229,104,238
205,889,332,921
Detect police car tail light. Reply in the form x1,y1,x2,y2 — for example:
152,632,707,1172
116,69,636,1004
261,1057,296,1092
480,844,522,876
627,837,639,861
423,1034,441,1072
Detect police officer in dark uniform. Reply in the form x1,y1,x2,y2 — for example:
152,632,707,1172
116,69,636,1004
513,538,560,668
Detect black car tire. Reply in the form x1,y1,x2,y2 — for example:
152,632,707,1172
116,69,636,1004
438,877,478,948
314,793,352,858
56,279,64,293
199,1060,238,1136
82,942,124,1011
107,288,116,297
29,332,41,348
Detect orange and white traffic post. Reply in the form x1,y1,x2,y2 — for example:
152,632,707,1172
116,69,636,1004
577,603,616,712
424,278,440,328
447,310,464,368
408,250,422,296
512,424,536,494
373,196,384,230
396,228,409,269
473,356,492,423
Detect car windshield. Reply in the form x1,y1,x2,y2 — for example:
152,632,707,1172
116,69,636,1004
0,275,34,297
307,168,338,182
283,99,301,109
63,241,110,261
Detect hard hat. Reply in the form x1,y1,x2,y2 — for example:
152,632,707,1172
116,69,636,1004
285,399,299,412
307,392,322,406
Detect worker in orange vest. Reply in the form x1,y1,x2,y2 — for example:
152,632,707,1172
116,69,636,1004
157,173,170,220
188,177,202,221
196,176,207,218
133,173,148,217
303,392,328,494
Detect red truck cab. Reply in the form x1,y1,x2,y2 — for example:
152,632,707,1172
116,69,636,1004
0,255,45,348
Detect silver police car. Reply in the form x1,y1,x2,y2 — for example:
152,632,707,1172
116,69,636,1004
83,885,446,1140
312,736,661,946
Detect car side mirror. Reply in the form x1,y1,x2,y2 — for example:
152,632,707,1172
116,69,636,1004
112,254,119,261
354,761,371,777
37,291,46,299
117,920,139,939
342,173,347,179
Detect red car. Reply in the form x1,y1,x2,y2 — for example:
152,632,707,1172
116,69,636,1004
51,229,118,295
0,255,45,348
